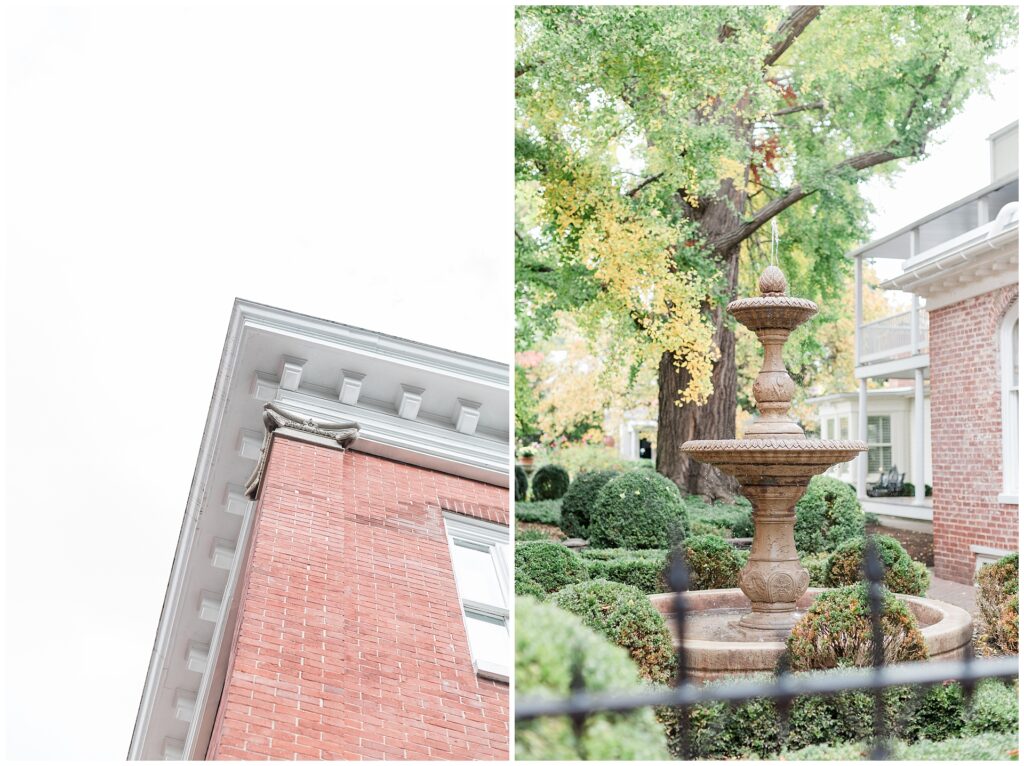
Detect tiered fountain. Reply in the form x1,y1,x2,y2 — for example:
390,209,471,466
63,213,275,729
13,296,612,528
650,265,972,680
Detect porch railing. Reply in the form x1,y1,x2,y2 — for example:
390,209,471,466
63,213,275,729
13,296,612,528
859,310,928,364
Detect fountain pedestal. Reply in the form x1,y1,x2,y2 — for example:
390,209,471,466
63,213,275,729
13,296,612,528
682,266,865,634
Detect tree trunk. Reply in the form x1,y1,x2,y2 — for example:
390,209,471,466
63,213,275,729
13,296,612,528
656,249,742,501
657,182,746,501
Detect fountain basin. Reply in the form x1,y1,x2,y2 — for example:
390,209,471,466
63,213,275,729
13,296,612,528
650,588,973,683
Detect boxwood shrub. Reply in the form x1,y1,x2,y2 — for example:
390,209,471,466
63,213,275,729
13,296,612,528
551,579,676,684
794,476,865,554
784,732,1020,761
800,552,831,587
515,464,528,502
788,583,928,670
582,555,666,595
514,541,587,594
531,463,570,501
559,469,620,539
515,576,548,599
684,495,754,538
658,673,917,759
658,673,1018,760
514,499,562,525
906,678,1020,742
515,527,554,543
590,470,690,549
515,597,670,760
824,534,930,596
669,534,744,590
977,553,1019,654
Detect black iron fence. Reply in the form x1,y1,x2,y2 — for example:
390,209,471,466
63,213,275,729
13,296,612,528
515,540,1019,760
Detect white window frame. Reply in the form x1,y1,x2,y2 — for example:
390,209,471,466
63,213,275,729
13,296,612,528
443,513,510,682
999,301,1018,504
866,414,893,476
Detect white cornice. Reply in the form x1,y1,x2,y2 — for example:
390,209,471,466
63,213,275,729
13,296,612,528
129,300,509,760
880,216,1018,310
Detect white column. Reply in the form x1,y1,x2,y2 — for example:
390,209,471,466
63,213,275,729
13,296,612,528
857,379,868,499
854,255,863,367
910,294,920,354
913,368,926,505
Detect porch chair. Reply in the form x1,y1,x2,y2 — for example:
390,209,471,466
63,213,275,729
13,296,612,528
866,466,905,497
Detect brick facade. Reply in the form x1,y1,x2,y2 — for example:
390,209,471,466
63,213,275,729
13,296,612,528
929,284,1018,584
206,435,509,760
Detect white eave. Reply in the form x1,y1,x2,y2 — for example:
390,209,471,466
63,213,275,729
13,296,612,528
880,203,1019,310
128,299,509,760
806,385,929,405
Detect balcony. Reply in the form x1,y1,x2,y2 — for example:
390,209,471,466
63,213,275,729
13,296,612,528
859,310,929,364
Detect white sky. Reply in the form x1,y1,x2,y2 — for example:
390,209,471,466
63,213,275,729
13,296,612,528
3,3,509,760
1,3,1017,761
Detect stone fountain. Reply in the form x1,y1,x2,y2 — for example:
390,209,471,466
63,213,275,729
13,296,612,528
649,265,972,679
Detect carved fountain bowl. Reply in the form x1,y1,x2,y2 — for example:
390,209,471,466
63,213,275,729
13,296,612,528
680,438,867,482
727,296,819,333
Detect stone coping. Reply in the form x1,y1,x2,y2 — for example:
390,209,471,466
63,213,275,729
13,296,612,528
649,588,974,672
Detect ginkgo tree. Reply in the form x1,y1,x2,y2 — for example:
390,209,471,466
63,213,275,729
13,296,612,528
515,4,1016,498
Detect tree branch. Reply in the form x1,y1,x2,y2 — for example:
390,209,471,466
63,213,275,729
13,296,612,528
772,99,825,116
708,147,902,253
764,6,823,68
625,173,664,198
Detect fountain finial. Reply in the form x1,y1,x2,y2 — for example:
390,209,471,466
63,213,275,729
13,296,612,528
758,264,787,296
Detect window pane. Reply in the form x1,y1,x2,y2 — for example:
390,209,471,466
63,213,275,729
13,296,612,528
452,541,504,607
839,417,849,440
867,416,879,444
868,447,881,473
464,611,508,667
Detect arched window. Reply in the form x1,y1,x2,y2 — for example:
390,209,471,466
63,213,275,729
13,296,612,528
1000,300,1019,503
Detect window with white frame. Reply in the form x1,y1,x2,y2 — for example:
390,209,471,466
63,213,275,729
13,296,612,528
443,513,510,681
1000,301,1018,502
839,416,849,440
866,415,892,474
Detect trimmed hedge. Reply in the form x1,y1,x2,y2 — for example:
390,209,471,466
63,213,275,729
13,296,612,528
515,464,528,502
516,528,554,542
794,476,865,554
684,495,754,538
906,679,1020,741
559,470,620,540
977,553,1019,654
659,673,917,759
784,732,1019,761
800,552,831,587
590,470,690,549
515,576,548,599
670,534,743,591
657,673,1018,760
824,534,930,596
514,541,587,594
515,597,670,760
788,583,928,670
515,500,562,525
578,540,742,594
583,555,665,595
551,579,676,684
532,463,570,500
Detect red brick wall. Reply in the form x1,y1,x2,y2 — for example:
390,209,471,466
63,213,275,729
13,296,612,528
929,285,1018,584
207,435,509,760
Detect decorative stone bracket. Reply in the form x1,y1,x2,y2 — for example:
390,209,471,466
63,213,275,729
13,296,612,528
243,402,360,499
